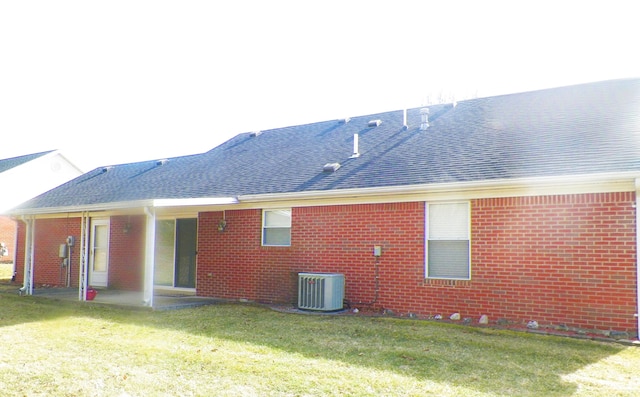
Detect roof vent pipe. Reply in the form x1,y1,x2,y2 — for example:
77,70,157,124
420,107,430,130
350,133,360,158
403,109,408,130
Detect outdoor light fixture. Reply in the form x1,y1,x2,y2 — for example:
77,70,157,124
218,219,227,232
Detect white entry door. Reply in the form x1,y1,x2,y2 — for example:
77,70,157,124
89,219,110,287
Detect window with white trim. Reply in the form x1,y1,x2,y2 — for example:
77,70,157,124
426,202,470,279
262,209,292,246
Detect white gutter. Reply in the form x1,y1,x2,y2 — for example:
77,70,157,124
153,197,239,207
6,171,640,217
5,169,639,216
7,200,157,216
239,171,640,203
7,197,239,216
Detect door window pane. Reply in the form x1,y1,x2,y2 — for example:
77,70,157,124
93,225,108,272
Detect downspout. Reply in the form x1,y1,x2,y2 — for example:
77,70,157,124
635,179,640,338
143,206,156,307
20,216,34,296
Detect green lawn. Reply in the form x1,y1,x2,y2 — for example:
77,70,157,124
0,285,638,396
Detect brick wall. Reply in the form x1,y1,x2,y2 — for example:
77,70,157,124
14,217,82,287
470,193,637,332
0,216,16,264
12,191,638,333
14,215,144,290
197,193,638,333
197,203,426,304
108,215,145,291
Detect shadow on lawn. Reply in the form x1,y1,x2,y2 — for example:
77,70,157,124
116,302,632,395
0,282,83,327
0,286,629,396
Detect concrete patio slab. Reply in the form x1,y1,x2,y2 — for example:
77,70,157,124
29,287,222,310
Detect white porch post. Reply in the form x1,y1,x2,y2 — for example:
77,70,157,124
79,212,90,301
21,216,34,295
143,207,156,307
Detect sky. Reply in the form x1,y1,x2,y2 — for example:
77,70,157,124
1,1,638,171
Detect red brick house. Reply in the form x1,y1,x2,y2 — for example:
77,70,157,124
0,150,82,266
7,79,640,337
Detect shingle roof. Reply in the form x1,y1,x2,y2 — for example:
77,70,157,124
0,150,55,174
14,78,640,210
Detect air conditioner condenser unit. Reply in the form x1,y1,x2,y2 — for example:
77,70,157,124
298,272,345,311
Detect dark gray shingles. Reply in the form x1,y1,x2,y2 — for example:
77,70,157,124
13,78,640,211
0,150,54,174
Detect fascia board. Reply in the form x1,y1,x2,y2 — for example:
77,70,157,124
7,172,639,216
5,200,157,216
238,172,640,205
152,197,239,207
6,197,239,217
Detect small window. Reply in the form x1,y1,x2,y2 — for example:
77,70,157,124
426,202,470,279
262,209,292,246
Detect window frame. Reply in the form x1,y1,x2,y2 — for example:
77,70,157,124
261,208,292,247
425,201,471,280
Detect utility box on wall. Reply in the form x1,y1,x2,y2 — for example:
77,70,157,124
298,272,345,311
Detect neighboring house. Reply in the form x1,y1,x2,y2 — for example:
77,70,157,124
7,79,640,337
0,151,83,266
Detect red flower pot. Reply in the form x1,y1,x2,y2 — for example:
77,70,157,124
86,288,98,301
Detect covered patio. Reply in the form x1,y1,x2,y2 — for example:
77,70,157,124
28,287,223,311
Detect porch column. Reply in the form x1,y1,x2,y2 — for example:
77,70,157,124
143,207,156,307
79,212,90,301
20,216,34,296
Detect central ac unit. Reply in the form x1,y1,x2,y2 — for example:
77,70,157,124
298,272,345,311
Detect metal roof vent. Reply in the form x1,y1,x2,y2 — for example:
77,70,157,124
323,163,341,173
420,108,430,130
368,119,382,127
156,159,169,166
101,166,113,173
340,117,351,123
250,131,262,137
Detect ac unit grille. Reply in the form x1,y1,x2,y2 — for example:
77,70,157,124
298,273,344,311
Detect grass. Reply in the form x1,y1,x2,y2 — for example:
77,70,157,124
0,285,639,396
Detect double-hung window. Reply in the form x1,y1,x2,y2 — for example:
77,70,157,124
262,209,292,246
426,202,470,279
